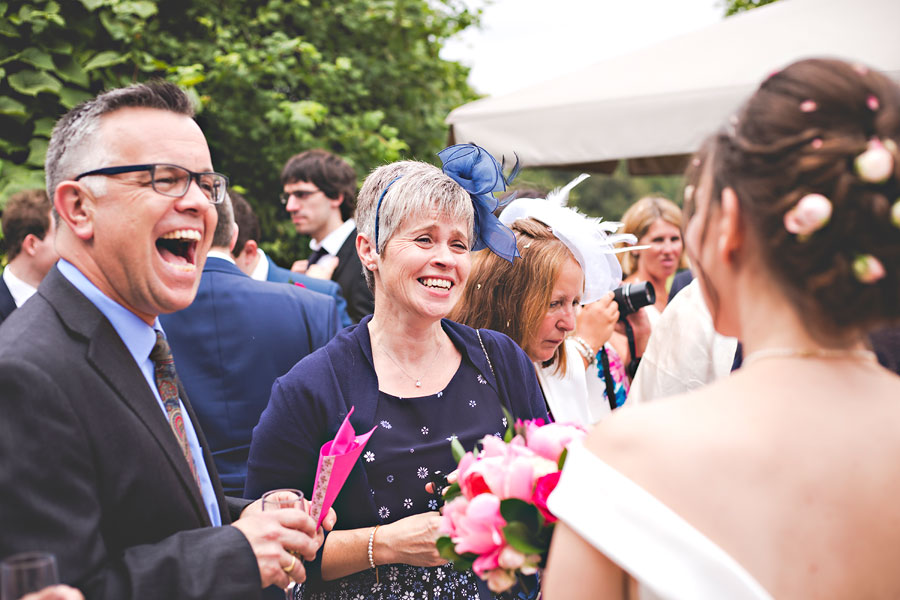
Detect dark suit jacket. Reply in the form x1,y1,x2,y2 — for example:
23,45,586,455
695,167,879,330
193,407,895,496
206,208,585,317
160,257,339,495
0,273,16,324
0,267,260,600
331,227,373,323
265,254,351,328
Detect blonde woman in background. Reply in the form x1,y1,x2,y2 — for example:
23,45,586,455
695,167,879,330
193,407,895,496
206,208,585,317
619,196,686,322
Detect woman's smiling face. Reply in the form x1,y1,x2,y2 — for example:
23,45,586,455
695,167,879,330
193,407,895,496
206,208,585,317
376,211,472,322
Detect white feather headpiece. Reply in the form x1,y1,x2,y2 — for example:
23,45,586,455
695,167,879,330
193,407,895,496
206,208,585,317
498,174,636,304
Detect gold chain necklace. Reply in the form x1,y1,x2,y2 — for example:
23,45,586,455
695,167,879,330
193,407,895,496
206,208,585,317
742,347,877,368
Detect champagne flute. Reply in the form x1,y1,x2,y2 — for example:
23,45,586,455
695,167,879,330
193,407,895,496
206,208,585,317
1,552,59,600
261,489,305,600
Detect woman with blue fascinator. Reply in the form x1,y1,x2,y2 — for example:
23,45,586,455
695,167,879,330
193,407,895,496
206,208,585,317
245,144,548,599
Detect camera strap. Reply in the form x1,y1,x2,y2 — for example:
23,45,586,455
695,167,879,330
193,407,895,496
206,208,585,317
599,347,618,412
623,319,641,379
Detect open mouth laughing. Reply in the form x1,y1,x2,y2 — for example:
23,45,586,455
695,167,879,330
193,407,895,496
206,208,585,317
156,229,200,272
418,277,452,290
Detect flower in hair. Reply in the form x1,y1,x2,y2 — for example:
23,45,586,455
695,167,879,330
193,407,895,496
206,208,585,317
783,193,832,237
854,138,894,184
800,100,817,113
891,199,900,228
438,143,520,262
867,95,880,111
853,254,885,284
811,138,824,149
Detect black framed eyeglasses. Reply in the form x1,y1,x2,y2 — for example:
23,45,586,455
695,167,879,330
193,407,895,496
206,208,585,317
74,163,229,205
279,189,322,205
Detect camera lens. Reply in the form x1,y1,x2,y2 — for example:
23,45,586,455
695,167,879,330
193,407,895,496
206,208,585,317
613,281,656,318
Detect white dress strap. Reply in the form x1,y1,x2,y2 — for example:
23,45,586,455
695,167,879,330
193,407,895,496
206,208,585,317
547,441,773,600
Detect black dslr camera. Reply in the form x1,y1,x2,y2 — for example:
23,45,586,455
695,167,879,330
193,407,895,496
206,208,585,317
613,281,656,319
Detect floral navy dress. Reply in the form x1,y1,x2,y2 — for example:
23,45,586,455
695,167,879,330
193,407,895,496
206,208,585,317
246,317,547,600
299,359,508,600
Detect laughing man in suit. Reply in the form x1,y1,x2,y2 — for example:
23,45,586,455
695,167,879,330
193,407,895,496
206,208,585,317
0,81,328,599
161,193,339,496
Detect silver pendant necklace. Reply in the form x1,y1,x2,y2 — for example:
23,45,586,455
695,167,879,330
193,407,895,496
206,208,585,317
377,339,443,388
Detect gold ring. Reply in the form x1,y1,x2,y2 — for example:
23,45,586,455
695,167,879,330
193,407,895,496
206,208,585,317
282,555,296,574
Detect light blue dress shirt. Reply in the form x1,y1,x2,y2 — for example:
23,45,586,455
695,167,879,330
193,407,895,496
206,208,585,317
57,259,222,526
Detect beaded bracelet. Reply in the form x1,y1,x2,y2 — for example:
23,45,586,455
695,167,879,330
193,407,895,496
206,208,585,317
569,336,597,366
368,524,380,583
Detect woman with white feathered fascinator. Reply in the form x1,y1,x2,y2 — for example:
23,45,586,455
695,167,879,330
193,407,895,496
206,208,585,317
450,174,640,424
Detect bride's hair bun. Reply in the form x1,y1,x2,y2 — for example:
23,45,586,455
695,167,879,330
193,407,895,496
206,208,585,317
713,58,900,340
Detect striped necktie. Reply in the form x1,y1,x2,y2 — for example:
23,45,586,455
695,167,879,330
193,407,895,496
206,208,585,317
150,331,202,491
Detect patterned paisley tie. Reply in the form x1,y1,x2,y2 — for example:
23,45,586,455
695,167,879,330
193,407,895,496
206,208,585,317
150,331,202,491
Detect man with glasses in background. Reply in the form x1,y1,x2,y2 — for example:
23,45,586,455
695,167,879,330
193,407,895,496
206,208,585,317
281,149,374,322
0,81,329,599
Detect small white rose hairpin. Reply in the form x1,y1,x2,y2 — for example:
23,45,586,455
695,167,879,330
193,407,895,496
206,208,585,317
783,193,832,239
853,254,886,284
854,138,894,184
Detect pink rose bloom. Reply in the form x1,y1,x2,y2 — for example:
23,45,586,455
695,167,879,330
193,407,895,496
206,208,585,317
783,193,832,236
497,545,526,570
485,568,517,593
525,421,587,463
473,546,503,577
457,452,492,498
450,492,507,556
439,495,469,537
532,471,562,524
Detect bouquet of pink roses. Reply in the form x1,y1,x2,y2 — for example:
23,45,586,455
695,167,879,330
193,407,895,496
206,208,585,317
436,414,587,596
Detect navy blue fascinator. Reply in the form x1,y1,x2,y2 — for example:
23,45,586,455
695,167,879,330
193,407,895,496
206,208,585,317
438,143,520,263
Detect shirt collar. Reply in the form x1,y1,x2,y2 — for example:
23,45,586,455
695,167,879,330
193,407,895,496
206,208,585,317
2,266,38,308
206,249,236,264
249,248,270,281
56,259,160,367
309,218,355,255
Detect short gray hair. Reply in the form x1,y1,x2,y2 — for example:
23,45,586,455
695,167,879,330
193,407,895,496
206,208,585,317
212,192,235,248
45,81,195,199
356,161,474,290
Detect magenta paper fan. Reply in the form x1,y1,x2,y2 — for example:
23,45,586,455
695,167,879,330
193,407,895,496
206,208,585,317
309,406,377,528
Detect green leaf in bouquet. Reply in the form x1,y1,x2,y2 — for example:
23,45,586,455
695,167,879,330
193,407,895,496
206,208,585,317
450,435,466,464
499,498,542,531
557,447,568,471
502,522,545,555
436,536,475,571
442,481,462,503
501,405,515,442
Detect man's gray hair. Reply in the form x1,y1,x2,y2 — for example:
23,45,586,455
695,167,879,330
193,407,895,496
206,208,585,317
212,192,235,248
356,160,474,290
45,81,195,199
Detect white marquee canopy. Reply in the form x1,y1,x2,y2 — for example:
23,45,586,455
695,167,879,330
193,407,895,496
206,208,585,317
445,0,900,174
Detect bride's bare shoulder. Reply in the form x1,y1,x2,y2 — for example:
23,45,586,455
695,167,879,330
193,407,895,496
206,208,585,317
583,379,742,479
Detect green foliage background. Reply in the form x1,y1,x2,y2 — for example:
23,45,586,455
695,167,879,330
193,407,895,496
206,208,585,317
0,0,480,264
0,0,778,266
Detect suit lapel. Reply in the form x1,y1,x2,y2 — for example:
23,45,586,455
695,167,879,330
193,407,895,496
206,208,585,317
43,269,213,525
0,275,16,321
331,227,357,282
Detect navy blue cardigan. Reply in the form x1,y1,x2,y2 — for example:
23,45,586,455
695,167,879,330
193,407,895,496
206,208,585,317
245,315,548,583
